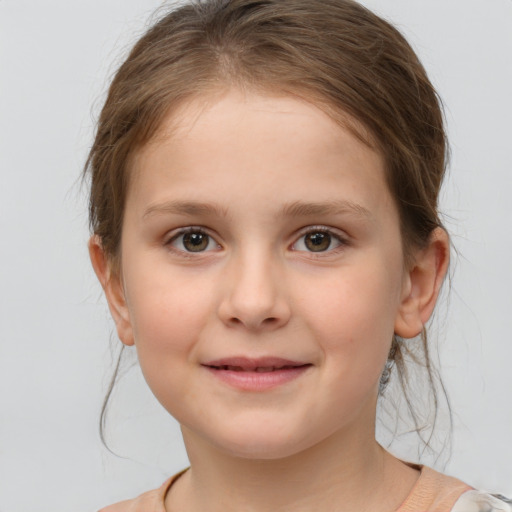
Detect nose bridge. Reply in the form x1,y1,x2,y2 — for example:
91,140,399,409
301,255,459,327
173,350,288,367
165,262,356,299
218,243,290,331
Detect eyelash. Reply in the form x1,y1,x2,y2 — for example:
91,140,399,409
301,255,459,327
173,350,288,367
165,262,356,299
165,227,220,256
164,226,349,256
291,226,349,256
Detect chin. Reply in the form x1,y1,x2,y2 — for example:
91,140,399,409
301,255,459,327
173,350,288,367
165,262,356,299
180,406,335,461
204,423,319,461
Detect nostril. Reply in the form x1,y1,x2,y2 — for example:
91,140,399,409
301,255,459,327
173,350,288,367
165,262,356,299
227,316,279,329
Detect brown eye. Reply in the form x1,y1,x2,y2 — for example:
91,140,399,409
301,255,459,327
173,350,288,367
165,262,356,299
169,229,218,253
304,232,332,252
292,228,345,254
182,232,210,252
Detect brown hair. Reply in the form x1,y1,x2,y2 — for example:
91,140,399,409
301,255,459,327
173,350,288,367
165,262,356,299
85,0,450,456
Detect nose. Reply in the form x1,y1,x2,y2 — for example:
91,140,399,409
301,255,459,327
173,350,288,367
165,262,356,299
217,248,291,332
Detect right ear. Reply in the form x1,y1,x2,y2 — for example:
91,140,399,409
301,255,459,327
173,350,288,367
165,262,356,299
88,235,135,346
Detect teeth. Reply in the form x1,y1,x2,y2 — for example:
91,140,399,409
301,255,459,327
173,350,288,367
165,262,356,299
213,364,301,372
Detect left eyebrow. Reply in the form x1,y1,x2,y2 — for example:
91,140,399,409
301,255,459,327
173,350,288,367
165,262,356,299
142,200,229,220
280,200,373,220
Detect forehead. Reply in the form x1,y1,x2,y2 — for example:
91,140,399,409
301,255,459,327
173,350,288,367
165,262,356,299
150,87,376,155
128,89,394,222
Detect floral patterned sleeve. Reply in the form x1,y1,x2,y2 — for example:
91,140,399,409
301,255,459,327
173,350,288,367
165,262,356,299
452,490,512,512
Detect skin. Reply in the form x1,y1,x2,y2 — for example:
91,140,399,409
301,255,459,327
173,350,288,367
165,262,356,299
90,89,449,512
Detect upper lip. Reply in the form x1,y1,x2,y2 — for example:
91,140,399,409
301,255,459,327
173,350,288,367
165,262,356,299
202,357,311,371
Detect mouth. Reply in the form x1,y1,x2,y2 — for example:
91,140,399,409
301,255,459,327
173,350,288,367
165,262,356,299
203,357,311,372
202,357,312,391
208,364,308,372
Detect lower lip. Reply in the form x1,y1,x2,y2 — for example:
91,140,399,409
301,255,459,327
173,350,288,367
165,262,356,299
203,365,311,391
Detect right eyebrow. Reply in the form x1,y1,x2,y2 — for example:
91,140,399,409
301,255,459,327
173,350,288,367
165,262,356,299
281,199,373,221
142,200,229,220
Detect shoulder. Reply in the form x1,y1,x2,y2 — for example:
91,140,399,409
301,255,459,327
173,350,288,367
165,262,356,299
96,488,166,512
398,465,470,512
452,490,512,512
403,466,512,512
96,474,180,512
397,464,511,512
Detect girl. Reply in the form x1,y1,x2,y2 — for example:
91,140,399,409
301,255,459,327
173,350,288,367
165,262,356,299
85,0,511,510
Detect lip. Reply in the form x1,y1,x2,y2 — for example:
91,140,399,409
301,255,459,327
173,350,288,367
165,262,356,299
202,357,312,391
203,356,309,370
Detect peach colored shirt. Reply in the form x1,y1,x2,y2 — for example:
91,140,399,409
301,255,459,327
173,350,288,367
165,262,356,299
98,466,512,512
397,465,470,511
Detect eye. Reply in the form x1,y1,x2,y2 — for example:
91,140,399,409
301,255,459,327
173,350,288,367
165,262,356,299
292,228,345,253
167,228,219,253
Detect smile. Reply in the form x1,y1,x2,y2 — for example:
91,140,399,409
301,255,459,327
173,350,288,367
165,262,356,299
202,357,312,391
209,364,304,372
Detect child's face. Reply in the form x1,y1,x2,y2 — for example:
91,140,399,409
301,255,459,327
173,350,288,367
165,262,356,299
106,89,416,459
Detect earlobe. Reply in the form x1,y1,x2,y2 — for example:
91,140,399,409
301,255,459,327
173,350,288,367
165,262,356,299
394,228,450,339
88,236,135,346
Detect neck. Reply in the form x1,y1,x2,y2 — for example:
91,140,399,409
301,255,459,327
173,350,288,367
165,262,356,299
167,418,419,512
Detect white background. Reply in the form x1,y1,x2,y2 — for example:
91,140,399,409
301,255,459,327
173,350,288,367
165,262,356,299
1,1,511,510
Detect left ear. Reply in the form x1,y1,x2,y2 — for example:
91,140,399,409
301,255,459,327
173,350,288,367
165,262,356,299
394,227,450,339
88,235,135,346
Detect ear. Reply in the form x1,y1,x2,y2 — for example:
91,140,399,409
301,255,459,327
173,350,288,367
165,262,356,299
88,235,135,346
394,227,450,339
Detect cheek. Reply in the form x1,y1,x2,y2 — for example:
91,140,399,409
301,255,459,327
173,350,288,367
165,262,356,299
299,257,402,365
123,271,218,414
124,267,215,367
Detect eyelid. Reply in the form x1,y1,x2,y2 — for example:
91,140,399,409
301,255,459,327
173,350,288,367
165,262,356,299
165,226,222,254
162,224,349,257
291,225,350,253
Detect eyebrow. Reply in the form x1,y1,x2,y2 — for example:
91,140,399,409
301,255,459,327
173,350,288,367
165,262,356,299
281,199,372,220
143,199,371,221
143,200,229,220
